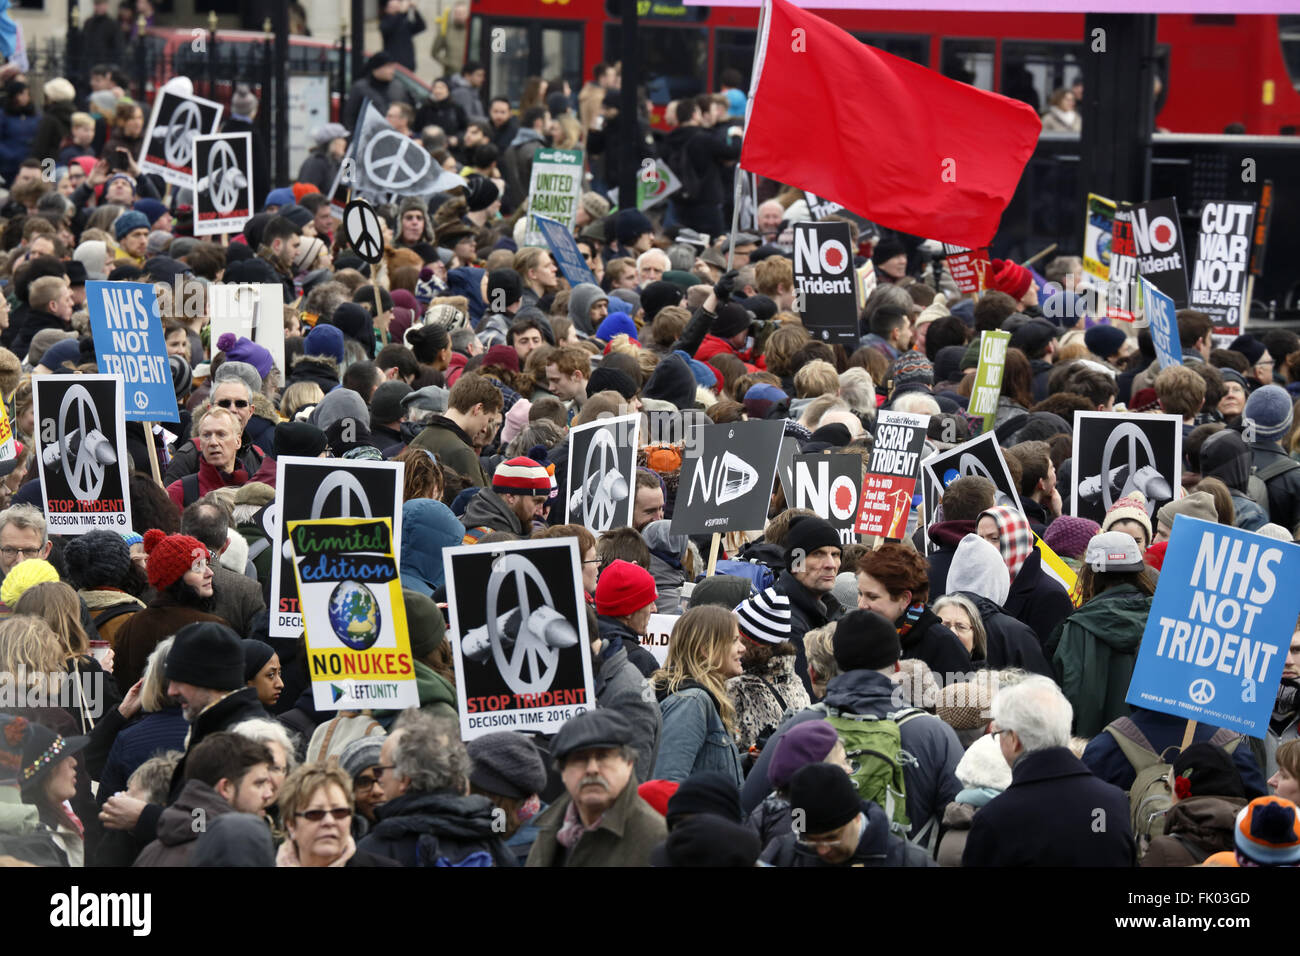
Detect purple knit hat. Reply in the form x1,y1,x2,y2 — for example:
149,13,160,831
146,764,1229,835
1042,515,1101,560
216,333,274,379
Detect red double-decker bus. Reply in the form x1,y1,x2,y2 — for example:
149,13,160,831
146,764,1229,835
465,3,1300,135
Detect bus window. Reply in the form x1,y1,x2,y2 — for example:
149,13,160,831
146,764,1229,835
715,28,756,89
941,38,995,92
849,33,929,66
1281,15,1300,92
603,25,707,105
540,26,584,97
1002,40,1083,115
485,24,531,102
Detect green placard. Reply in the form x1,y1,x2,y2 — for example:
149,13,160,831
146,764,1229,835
968,329,1011,434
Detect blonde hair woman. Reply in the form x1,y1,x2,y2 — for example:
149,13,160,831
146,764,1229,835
650,605,746,790
276,763,398,867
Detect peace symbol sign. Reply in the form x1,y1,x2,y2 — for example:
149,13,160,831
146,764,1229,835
207,138,247,215
344,199,385,264
283,471,377,560
581,428,626,532
1189,678,1216,705
1099,423,1161,516
57,384,113,503
362,130,431,193
486,554,562,696
163,99,204,168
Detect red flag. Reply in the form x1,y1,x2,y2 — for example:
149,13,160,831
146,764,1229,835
740,0,1041,249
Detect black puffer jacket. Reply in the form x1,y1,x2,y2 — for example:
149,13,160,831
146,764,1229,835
760,799,937,867
357,790,516,867
1002,550,1073,648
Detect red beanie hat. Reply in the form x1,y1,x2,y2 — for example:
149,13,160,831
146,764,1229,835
990,259,1032,301
144,529,208,591
292,182,322,202
638,779,680,817
595,559,658,617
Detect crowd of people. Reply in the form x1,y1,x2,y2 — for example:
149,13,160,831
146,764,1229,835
0,33,1298,871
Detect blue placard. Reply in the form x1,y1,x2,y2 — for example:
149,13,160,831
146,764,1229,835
1125,515,1300,735
533,214,598,288
86,280,179,423
1140,275,1181,371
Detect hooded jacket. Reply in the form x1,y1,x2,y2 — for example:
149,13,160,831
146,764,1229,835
567,284,608,337
978,507,1072,646
400,499,465,595
133,779,236,867
1200,430,1268,531
408,415,489,487
593,644,662,782
761,798,936,867
358,789,515,867
500,126,547,211
959,592,1053,677
448,73,487,123
1141,795,1248,867
740,669,964,842
460,486,524,537
413,658,457,719
1249,439,1300,532
642,354,697,411
924,519,978,597
1047,582,1149,736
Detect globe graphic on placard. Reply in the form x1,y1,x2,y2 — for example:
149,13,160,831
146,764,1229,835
328,581,381,650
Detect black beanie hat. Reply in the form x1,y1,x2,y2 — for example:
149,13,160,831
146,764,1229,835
833,609,901,672
784,516,841,569
788,763,862,834
872,235,907,266
62,530,132,590
1172,742,1246,800
640,280,684,322
166,621,245,690
712,302,751,339
587,366,638,401
241,639,275,682
650,813,763,867
274,421,327,458
665,770,745,825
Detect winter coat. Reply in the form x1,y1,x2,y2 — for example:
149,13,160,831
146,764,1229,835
359,789,514,867
526,770,667,867
1142,795,1247,866
648,551,685,613
342,75,415,131
653,681,745,790
209,565,266,638
925,519,978,597
0,787,67,866
162,431,265,486
760,799,936,867
663,125,741,210
412,658,457,719
460,486,524,539
593,645,662,782
111,597,228,691
285,354,340,394
1047,583,1149,737
414,98,468,143
297,147,341,194
747,790,794,849
380,8,426,71
97,707,189,802
960,592,1054,677
81,13,124,62
1249,440,1300,531
994,395,1028,430
133,779,238,867
448,73,486,123
0,107,38,185
962,746,1136,866
1081,707,1269,798
30,100,74,164
166,456,250,510
740,669,963,841
10,305,71,359
899,607,972,681
79,588,146,650
727,652,810,752
4,703,101,859
774,568,845,695
936,788,1003,866
595,614,659,680
500,127,546,211
1002,550,1073,648
408,415,489,487
489,117,520,154
164,688,269,804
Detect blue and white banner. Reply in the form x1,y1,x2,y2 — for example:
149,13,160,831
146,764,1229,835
86,281,178,423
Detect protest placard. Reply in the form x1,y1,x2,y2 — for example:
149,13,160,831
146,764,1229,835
921,431,1024,547
208,283,287,380
856,411,929,539
672,420,784,535
1082,192,1115,280
289,516,418,711
1137,276,1182,371
192,132,254,237
1106,204,1138,322
0,398,13,463
139,89,223,188
566,414,639,533
525,148,584,247
33,375,131,535
533,213,597,287
791,452,863,544
967,330,1011,433
1071,411,1181,526
444,538,595,741
345,102,465,206
1190,200,1256,334
641,613,680,668
1125,516,1300,735
793,221,858,348
943,244,991,295
270,457,405,637
1131,197,1189,307
86,280,178,423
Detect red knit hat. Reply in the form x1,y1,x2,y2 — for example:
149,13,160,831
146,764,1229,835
492,457,552,497
638,779,680,817
144,529,209,591
595,559,658,617
292,182,322,202
989,259,1032,301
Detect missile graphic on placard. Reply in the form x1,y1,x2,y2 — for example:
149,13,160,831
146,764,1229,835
568,468,630,516
41,428,117,468
461,605,579,665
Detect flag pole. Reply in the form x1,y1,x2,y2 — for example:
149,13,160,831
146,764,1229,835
726,0,773,272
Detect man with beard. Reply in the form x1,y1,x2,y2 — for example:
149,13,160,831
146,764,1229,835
257,215,301,300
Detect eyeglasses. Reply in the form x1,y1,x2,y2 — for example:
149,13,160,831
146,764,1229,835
582,558,601,565
373,764,394,777
295,807,352,822
0,546,42,560
216,399,250,409
795,833,844,849
354,775,380,790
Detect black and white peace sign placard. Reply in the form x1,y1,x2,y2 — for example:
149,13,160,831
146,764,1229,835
344,198,385,264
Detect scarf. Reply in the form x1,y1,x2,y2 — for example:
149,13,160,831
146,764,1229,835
896,602,926,640
555,798,603,849
276,834,357,867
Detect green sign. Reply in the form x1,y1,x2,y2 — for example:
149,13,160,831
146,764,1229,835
525,148,584,247
968,329,1010,434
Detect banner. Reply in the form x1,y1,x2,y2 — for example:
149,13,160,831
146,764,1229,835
524,148,584,248
1106,204,1137,322
1137,276,1182,371
444,538,595,740
0,396,13,464
86,280,178,423
856,260,877,304
208,283,287,379
33,375,131,534
792,452,863,544
920,431,1023,544
192,132,254,237
775,432,799,507
943,244,990,295
566,413,639,532
1071,411,1181,525
856,410,929,539
793,221,858,348
1131,197,1189,307
640,612,680,667
640,159,682,210
1190,200,1256,334
138,89,223,188
1125,516,1300,735
290,516,418,711
346,101,466,206
968,330,1011,433
270,457,405,637
1082,192,1115,280
672,419,784,534
533,213,597,287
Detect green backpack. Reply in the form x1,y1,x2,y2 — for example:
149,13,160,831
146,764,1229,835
823,706,925,838
1104,717,1242,859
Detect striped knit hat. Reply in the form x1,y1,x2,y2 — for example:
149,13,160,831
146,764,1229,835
492,457,551,497
734,587,793,645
